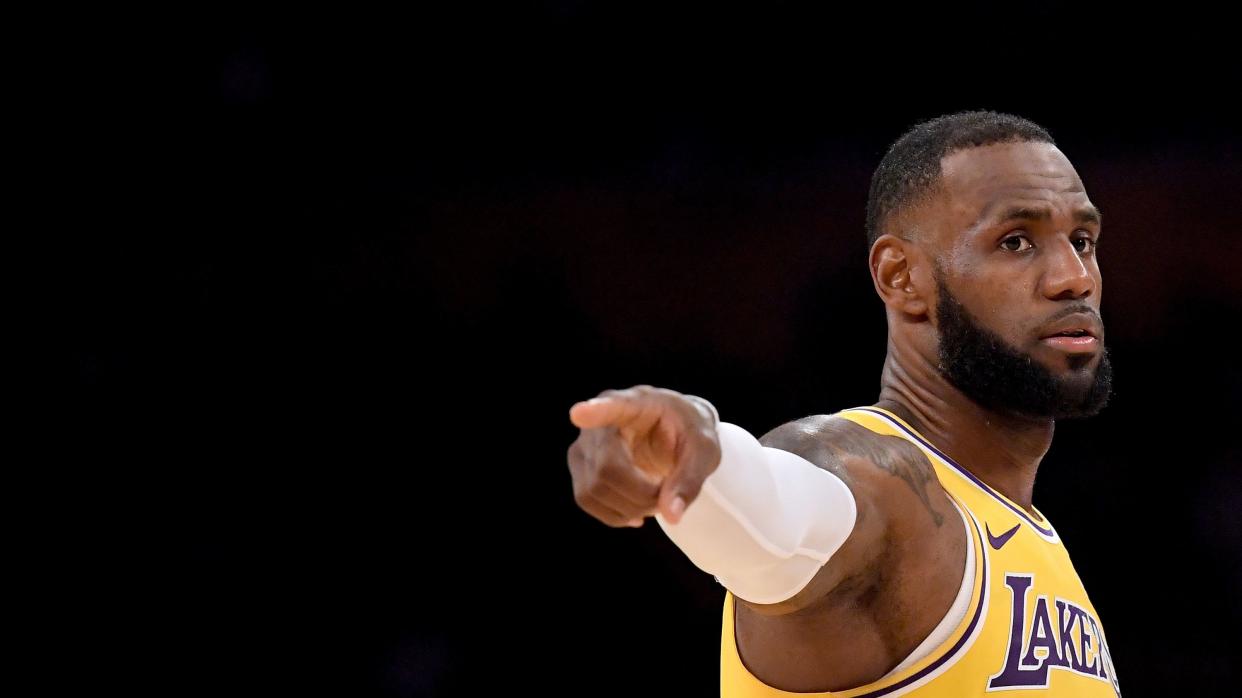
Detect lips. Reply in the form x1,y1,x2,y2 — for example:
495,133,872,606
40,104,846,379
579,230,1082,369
1039,313,1102,342
1042,335,1099,352
1038,313,1103,354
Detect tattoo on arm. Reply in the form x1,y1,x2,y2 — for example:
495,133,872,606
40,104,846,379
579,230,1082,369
849,434,945,527
762,417,945,528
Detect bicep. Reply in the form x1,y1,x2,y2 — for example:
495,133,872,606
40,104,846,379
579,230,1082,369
740,417,946,615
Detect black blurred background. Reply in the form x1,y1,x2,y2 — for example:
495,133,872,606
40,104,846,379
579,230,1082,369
74,3,1240,696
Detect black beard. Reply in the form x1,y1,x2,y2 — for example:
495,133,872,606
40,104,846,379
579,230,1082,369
935,276,1113,420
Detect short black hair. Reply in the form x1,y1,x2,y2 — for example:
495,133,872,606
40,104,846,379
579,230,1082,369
865,111,1056,249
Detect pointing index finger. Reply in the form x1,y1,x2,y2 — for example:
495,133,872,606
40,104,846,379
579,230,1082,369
569,396,645,429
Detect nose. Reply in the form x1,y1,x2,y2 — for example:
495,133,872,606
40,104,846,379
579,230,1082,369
1040,238,1096,301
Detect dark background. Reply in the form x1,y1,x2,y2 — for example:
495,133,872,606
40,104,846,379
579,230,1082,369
76,4,1240,696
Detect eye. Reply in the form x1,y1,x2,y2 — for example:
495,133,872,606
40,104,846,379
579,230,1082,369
1072,235,1098,253
1001,234,1033,252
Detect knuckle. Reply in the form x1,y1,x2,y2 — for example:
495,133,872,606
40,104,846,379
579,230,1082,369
694,424,720,444
630,385,664,402
568,445,594,479
682,396,715,423
571,473,590,497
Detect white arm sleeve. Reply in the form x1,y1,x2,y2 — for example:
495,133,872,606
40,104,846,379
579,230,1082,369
655,421,858,605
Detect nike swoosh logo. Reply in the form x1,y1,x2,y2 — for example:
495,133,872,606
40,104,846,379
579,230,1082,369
987,523,1021,550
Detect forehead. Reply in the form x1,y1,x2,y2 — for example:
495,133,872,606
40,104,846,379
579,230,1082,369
938,141,1089,226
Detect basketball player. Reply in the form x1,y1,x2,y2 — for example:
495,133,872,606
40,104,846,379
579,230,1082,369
566,112,1121,696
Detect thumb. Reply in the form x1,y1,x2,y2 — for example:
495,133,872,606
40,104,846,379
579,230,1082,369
656,441,718,525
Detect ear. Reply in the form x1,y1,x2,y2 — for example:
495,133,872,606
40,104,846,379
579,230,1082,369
870,234,930,318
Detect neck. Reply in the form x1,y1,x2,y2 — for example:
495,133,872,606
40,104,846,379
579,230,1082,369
874,338,1053,514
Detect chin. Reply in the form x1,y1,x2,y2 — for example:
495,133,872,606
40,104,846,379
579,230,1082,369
1037,348,1100,373
1066,353,1101,372
1052,365,1100,395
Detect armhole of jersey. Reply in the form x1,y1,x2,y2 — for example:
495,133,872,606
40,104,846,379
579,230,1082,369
879,496,975,678
720,493,990,697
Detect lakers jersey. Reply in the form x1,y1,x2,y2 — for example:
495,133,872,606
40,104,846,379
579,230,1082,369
720,407,1120,697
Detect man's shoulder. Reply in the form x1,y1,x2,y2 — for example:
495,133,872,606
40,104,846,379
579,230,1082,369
759,411,882,455
759,410,936,484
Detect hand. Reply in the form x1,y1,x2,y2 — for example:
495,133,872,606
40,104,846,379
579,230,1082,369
567,385,721,527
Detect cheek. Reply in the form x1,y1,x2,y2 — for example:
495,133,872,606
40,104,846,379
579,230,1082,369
963,276,1038,339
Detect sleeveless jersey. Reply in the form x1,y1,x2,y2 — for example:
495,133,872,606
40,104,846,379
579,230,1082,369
720,406,1120,697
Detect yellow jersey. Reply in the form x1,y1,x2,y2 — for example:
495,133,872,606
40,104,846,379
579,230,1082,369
721,406,1120,697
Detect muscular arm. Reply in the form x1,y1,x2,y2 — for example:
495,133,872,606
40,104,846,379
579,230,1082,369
743,414,957,616
730,414,966,691
567,389,966,690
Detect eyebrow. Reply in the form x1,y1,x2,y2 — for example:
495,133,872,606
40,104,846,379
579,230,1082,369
989,204,1103,227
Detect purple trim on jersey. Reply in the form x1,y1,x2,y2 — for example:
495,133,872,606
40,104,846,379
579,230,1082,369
852,508,990,698
852,407,1058,539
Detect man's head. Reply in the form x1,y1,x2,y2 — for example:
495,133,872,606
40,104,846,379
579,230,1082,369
867,111,1111,420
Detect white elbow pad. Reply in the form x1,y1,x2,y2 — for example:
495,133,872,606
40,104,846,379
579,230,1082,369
656,421,857,605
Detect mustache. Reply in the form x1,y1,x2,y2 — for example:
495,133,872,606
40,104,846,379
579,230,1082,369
1043,304,1103,326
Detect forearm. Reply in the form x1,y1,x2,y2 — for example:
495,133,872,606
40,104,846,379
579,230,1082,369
655,421,858,605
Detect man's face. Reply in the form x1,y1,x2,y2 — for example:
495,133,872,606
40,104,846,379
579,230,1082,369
924,141,1111,419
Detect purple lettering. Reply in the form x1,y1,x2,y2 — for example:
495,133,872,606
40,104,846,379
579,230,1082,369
988,574,1049,689
1079,611,1098,675
1054,600,1078,670
990,574,1120,693
1021,597,1062,669
1086,613,1110,680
